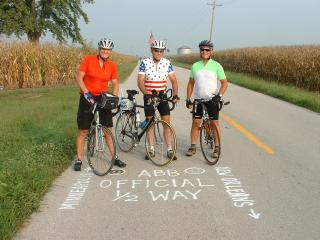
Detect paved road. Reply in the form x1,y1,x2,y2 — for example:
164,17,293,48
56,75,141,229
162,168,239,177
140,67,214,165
15,65,320,240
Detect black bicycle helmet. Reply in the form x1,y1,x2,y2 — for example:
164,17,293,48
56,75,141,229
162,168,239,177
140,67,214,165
198,40,214,49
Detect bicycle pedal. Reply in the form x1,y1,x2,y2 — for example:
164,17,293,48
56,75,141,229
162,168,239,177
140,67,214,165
110,169,125,174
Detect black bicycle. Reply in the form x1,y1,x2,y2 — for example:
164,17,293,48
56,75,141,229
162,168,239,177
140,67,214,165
191,97,230,165
86,93,119,176
115,89,177,166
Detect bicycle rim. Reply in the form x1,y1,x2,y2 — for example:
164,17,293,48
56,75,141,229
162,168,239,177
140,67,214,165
145,120,177,166
115,112,135,152
87,126,115,176
200,120,221,165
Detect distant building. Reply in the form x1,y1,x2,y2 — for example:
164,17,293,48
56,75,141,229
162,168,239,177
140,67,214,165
177,45,192,55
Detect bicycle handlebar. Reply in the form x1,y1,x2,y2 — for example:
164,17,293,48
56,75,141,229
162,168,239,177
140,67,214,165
88,102,120,117
150,89,176,112
111,105,120,116
119,88,177,112
190,98,230,114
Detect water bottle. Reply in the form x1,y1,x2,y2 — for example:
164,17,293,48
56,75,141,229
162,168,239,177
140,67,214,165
139,119,149,129
136,110,141,128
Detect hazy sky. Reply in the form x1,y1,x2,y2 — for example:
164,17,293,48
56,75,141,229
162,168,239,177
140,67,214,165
70,0,319,56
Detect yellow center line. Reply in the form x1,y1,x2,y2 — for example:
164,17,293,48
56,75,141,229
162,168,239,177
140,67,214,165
220,112,274,154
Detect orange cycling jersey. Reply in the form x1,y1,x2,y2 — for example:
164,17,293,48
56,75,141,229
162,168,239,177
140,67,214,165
79,55,118,96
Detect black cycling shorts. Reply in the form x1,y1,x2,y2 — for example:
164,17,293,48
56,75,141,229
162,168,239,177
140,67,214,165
143,95,170,117
193,100,220,120
77,94,113,130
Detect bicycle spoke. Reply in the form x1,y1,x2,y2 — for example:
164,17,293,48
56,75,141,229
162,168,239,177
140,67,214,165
155,122,164,145
115,112,135,152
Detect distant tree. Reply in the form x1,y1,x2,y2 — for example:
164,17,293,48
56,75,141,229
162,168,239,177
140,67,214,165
0,0,94,44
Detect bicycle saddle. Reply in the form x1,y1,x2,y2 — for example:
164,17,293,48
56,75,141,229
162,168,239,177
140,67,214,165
126,90,139,95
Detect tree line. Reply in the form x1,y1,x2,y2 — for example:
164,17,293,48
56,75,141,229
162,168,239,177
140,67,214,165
0,0,94,44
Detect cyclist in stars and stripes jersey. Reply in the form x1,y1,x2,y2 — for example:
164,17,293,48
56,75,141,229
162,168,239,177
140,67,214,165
137,39,180,160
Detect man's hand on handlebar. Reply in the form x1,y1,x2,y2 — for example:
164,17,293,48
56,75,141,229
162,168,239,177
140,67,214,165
212,94,221,103
84,92,95,104
172,94,180,104
145,93,153,105
186,98,193,109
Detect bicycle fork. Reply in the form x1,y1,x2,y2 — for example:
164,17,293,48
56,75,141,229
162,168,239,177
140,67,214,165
96,125,106,152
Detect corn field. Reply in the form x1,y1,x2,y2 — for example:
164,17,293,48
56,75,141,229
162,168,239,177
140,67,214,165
173,45,320,92
0,42,135,90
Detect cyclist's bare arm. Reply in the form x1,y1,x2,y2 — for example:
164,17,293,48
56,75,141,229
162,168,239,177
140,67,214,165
168,73,178,96
219,79,228,95
137,74,149,95
76,70,89,93
187,77,195,99
111,78,119,96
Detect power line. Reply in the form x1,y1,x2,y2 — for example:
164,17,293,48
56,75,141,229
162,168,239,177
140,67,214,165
207,0,223,41
223,0,239,5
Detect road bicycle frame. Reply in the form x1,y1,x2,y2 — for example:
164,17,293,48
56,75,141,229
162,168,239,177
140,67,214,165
119,92,165,144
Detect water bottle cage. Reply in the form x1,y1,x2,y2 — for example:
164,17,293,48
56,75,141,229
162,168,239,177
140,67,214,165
139,119,149,129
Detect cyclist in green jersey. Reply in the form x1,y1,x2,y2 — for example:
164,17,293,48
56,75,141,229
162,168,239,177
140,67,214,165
185,40,228,158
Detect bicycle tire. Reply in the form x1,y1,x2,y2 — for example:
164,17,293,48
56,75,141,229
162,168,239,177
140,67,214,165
200,120,221,165
115,112,135,152
87,126,116,176
145,120,177,166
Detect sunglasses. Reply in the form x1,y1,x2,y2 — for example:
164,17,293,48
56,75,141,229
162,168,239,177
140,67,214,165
200,48,211,52
99,48,112,51
153,49,164,53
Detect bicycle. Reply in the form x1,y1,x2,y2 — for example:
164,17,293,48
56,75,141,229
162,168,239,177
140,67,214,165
190,97,230,165
115,89,177,166
86,93,119,176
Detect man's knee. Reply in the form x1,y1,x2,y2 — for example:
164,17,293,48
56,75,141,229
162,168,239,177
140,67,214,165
161,115,170,122
78,129,89,137
192,119,201,128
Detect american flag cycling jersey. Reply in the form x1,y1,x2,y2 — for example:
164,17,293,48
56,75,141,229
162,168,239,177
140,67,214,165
138,57,174,94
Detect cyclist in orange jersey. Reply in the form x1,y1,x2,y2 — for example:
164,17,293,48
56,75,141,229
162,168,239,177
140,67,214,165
74,38,126,171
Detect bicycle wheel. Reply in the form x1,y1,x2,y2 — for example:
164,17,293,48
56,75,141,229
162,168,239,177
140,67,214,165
87,126,116,176
200,120,221,165
145,120,177,166
115,112,135,152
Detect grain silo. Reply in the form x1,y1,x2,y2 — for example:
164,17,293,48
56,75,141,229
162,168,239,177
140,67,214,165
177,45,192,55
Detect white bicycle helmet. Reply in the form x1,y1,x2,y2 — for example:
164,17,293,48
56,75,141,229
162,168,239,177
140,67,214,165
151,40,166,50
98,38,114,49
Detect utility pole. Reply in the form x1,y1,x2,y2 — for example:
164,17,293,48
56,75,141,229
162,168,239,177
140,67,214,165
207,0,222,41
